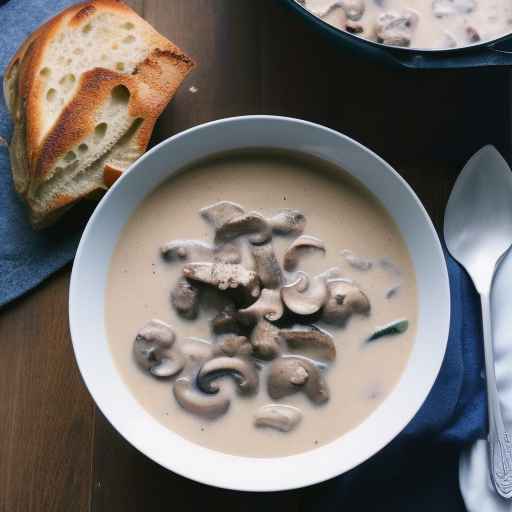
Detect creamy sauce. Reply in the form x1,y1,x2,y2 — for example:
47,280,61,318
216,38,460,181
106,151,417,458
299,0,512,49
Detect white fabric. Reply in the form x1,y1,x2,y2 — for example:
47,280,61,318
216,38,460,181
459,249,512,510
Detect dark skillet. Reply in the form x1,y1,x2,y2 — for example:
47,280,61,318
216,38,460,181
282,0,512,69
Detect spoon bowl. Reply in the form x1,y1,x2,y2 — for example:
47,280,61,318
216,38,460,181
444,145,512,292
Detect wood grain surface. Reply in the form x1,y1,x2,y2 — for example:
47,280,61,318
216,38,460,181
1,0,510,511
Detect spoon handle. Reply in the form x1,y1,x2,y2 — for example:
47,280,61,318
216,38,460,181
481,292,512,499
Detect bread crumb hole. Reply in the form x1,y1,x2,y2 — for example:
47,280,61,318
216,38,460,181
78,144,88,153
122,22,135,30
94,123,108,142
101,54,107,60
73,48,83,55
66,58,72,65
59,73,76,88
46,88,56,102
116,62,125,71
64,151,76,162
123,35,136,44
82,23,92,34
40,67,51,78
111,84,130,105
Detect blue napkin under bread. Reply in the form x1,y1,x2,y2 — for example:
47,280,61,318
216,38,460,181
0,0,485,482
0,0,80,307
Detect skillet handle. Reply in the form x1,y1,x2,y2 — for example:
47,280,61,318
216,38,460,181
388,40,512,70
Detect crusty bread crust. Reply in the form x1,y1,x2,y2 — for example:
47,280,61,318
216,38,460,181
4,0,194,228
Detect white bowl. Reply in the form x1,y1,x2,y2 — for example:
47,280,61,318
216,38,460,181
69,115,450,492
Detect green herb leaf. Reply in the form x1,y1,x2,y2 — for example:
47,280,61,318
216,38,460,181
367,319,409,343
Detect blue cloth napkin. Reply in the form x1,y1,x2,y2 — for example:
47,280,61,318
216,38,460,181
0,0,485,462
0,0,80,307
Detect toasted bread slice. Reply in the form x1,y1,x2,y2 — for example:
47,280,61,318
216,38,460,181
4,0,194,228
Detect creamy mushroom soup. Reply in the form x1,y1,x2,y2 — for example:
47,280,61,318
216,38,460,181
297,0,512,49
106,150,417,458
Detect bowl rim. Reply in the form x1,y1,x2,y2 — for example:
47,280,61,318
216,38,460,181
69,115,450,491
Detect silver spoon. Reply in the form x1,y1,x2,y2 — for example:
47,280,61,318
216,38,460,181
444,145,512,499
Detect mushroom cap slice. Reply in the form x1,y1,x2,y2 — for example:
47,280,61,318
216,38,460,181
135,319,175,349
254,404,303,432
339,0,365,20
215,212,272,245
171,278,201,320
150,352,186,378
133,319,184,378
197,356,259,396
214,242,242,264
215,335,253,357
281,271,328,316
283,235,326,272
268,209,306,236
173,377,230,419
322,279,371,325
279,325,336,361
268,356,329,404
183,262,261,302
250,318,282,360
160,240,214,262
250,242,283,289
200,201,245,229
210,304,244,336
238,288,284,323
375,10,418,47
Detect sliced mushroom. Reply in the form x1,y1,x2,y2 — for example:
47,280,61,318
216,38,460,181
250,242,283,289
197,356,259,396
283,235,326,272
254,404,303,432
133,319,185,378
432,0,476,17
214,242,242,264
268,356,329,404
279,325,336,361
322,279,371,325
250,318,282,360
215,334,253,357
170,278,201,320
210,304,244,335
160,240,214,262
183,262,261,303
346,20,364,33
340,0,365,20
238,288,284,323
465,25,481,43
374,10,418,47
173,377,230,419
200,201,245,229
150,355,186,377
268,209,306,236
215,211,272,245
281,271,328,315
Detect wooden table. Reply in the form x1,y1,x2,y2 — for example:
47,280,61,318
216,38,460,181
1,1,511,510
